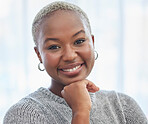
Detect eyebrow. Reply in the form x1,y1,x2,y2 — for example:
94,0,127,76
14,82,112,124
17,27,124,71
44,38,59,44
43,30,85,44
72,30,85,37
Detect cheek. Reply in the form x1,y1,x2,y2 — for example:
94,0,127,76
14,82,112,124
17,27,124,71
81,44,95,61
42,52,60,69
79,47,95,78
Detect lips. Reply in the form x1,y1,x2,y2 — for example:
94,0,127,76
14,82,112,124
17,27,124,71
62,65,81,72
58,63,84,76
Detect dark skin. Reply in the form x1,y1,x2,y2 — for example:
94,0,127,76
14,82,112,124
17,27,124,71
61,79,99,124
34,10,99,123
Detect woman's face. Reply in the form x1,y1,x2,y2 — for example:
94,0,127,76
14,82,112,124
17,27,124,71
35,10,95,86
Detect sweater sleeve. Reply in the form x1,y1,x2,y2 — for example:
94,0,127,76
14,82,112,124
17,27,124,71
118,93,148,124
3,99,52,124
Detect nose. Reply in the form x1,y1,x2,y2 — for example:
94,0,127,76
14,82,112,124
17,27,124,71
62,46,77,62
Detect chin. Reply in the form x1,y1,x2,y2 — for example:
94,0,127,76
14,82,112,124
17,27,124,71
61,76,88,85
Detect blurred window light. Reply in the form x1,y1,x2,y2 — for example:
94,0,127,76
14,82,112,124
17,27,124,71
0,0,148,122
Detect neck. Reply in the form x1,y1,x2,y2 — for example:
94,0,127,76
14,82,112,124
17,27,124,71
48,79,65,98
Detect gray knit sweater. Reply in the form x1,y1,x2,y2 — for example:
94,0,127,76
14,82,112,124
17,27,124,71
3,87,148,124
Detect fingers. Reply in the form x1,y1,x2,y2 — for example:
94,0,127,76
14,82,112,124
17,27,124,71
87,84,99,93
61,82,92,111
84,79,99,93
61,79,99,112
61,79,99,96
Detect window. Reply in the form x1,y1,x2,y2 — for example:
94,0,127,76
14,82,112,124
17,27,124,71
0,0,148,121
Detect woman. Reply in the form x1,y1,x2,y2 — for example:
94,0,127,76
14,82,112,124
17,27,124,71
3,1,148,124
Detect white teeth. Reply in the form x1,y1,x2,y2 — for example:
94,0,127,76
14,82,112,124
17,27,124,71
62,65,81,72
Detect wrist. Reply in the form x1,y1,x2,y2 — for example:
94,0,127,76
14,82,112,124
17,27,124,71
72,104,91,114
72,110,90,124
72,109,90,117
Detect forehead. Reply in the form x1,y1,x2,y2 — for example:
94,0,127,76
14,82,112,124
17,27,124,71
40,10,88,36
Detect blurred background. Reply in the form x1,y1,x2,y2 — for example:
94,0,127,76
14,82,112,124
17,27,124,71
0,0,148,122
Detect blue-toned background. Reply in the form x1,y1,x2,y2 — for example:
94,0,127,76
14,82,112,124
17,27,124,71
0,0,148,122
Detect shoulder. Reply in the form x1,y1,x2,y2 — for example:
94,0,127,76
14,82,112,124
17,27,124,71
3,98,44,123
95,90,144,112
94,90,119,102
95,90,140,105
3,88,54,124
117,92,148,123
95,90,148,124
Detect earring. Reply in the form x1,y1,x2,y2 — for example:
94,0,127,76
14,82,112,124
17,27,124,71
95,50,98,60
38,62,45,71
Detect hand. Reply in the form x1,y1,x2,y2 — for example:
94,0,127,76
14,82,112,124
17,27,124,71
61,79,99,113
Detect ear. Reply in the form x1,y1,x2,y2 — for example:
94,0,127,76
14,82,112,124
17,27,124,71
91,34,94,46
34,47,42,63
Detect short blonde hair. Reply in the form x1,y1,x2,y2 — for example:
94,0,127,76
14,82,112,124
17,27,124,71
32,1,91,46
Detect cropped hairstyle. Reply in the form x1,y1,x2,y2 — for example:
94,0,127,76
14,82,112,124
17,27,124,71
32,1,91,46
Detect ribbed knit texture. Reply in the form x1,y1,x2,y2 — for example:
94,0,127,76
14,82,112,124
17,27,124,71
3,87,148,124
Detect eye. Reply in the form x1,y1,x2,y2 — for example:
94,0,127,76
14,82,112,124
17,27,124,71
74,39,86,45
48,45,61,50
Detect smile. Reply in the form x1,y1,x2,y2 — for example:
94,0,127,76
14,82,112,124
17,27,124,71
62,65,81,72
58,63,83,76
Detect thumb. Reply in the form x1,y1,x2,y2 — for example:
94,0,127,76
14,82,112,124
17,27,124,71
61,89,65,97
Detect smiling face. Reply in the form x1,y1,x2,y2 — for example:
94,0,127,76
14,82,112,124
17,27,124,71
35,10,95,93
